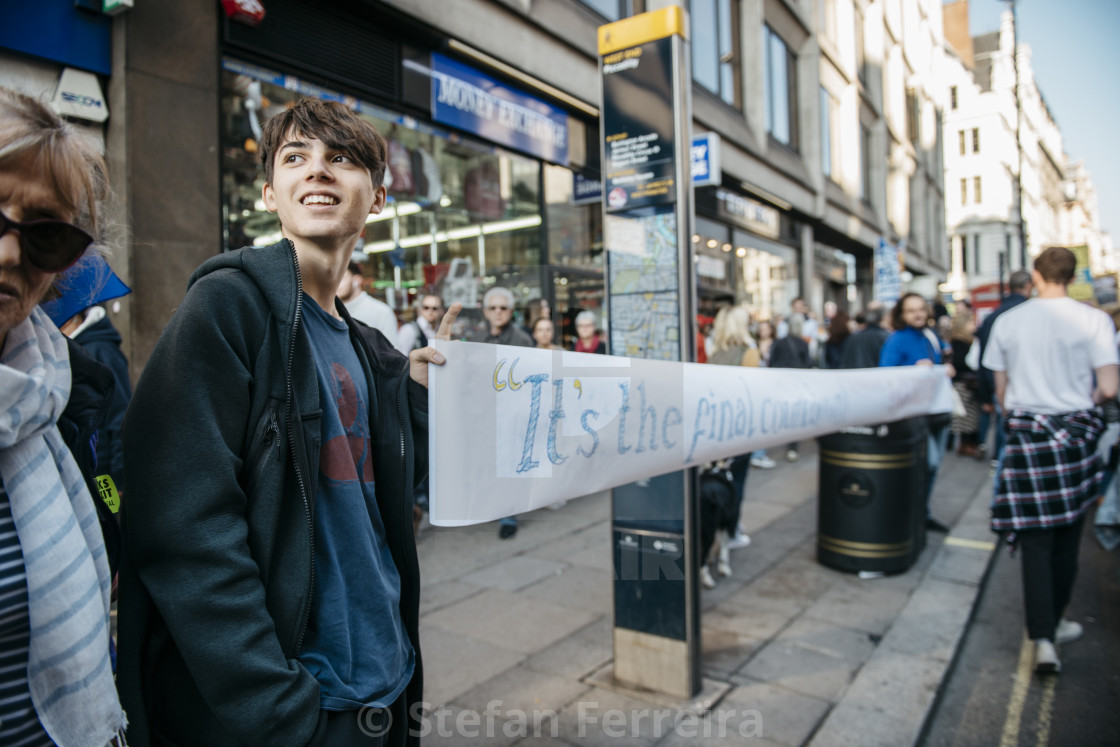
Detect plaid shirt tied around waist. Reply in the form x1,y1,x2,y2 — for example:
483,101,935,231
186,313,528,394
992,408,1106,533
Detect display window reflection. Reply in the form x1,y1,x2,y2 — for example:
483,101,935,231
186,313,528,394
220,60,542,335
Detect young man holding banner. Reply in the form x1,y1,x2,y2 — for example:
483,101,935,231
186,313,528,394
983,246,1118,673
119,98,459,745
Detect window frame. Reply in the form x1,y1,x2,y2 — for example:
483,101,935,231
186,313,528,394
859,121,872,202
764,24,799,150
690,0,741,108
574,0,633,21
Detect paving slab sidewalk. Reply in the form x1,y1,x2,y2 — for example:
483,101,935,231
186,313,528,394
416,443,998,745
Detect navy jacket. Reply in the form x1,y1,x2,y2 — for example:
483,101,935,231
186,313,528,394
74,315,131,492
117,241,427,746
976,293,1030,405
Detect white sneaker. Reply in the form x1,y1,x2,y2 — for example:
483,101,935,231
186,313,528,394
725,531,752,550
1034,639,1061,674
1055,619,1083,645
750,455,777,469
717,560,733,577
700,565,716,589
786,450,799,462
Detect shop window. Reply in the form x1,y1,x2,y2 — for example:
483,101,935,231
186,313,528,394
764,25,798,149
544,164,605,348
220,61,544,333
691,0,740,108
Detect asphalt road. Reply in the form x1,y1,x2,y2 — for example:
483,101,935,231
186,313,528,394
922,517,1120,747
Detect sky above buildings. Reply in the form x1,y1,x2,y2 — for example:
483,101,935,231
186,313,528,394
967,0,1120,242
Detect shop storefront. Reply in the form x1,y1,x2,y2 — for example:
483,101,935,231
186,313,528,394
693,186,801,320
220,16,602,346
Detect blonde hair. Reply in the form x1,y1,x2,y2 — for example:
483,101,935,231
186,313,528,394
949,310,974,342
0,87,110,245
710,305,755,353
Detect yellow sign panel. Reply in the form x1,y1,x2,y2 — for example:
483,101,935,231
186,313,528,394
598,6,687,56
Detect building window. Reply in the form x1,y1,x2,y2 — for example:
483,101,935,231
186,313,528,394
855,6,867,85
974,234,981,273
820,87,838,179
818,0,837,41
960,177,967,206
764,25,798,149
906,88,919,142
691,0,739,107
959,130,966,156
972,127,980,153
576,0,631,21
859,122,871,200
974,176,982,203
960,235,968,273
950,86,958,110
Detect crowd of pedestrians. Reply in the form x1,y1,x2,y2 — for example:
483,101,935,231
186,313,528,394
3,80,1120,746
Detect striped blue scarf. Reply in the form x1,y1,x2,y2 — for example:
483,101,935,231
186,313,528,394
0,307,126,746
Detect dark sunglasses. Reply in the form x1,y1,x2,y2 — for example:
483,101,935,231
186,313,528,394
487,305,510,311
0,208,93,273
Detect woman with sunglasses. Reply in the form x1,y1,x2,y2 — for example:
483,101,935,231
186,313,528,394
0,87,127,745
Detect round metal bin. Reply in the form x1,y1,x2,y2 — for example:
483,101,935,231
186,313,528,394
816,417,929,574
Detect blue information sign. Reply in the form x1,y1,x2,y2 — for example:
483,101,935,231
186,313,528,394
431,53,569,165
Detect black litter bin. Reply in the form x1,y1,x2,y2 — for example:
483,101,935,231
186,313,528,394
816,417,929,573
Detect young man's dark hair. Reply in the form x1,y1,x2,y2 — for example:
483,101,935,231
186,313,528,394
259,98,388,188
1033,246,1077,285
118,97,456,745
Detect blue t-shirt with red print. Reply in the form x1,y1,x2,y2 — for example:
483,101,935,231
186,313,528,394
297,294,414,711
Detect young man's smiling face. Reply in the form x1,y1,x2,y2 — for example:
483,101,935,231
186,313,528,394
262,130,386,249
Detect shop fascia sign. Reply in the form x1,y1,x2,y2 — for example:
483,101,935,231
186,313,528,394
431,53,569,165
51,68,108,123
571,133,722,205
714,188,780,239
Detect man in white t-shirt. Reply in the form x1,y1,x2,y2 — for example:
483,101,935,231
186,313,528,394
336,260,400,344
983,246,1119,674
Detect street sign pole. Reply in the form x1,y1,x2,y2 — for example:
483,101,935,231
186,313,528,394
598,6,699,700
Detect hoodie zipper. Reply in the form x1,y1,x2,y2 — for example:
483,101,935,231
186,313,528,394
285,240,315,656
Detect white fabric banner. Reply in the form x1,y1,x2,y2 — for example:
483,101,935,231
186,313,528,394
427,341,953,526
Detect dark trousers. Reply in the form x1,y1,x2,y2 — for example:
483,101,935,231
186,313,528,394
723,455,751,532
1018,516,1085,641
307,692,409,747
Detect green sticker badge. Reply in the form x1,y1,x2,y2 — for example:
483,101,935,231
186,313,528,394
96,475,120,514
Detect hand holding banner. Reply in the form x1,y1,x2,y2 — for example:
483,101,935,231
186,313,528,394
427,342,953,526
